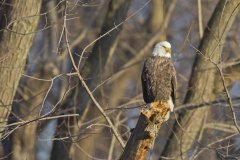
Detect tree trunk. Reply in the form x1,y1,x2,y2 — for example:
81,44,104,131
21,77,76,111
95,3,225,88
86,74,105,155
161,0,240,159
0,0,42,138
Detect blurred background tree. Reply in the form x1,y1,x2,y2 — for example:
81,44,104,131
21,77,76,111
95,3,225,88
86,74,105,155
0,0,240,160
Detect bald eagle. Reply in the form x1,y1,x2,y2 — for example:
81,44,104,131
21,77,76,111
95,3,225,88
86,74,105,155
141,41,177,120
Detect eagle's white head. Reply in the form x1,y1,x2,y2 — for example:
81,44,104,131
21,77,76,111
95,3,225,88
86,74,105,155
152,41,171,58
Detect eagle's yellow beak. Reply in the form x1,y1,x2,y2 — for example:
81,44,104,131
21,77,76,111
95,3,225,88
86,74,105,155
166,47,171,54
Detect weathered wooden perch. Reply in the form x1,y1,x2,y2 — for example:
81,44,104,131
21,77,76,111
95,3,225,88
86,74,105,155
120,101,169,160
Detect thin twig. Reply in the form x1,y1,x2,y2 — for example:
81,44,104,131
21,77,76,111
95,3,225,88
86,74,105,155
1,113,79,140
192,133,238,159
1,114,79,129
39,74,65,116
174,97,240,112
103,96,240,112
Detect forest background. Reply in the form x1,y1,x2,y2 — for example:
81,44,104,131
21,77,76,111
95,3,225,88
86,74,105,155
0,0,240,159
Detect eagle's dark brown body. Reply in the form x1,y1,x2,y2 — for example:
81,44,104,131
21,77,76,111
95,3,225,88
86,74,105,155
141,57,177,104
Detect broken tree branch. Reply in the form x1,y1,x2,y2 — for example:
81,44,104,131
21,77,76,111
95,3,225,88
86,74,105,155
120,101,169,160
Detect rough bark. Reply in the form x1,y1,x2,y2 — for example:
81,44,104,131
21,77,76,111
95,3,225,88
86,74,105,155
161,0,240,159
51,0,132,159
120,102,169,160
0,0,42,137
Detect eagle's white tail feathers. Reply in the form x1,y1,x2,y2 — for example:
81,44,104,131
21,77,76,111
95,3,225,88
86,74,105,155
164,96,174,121
164,112,170,121
168,96,174,112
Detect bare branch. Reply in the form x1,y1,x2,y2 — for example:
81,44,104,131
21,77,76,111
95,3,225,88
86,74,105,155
63,1,125,148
